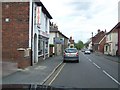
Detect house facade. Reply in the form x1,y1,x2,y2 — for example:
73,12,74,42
49,23,69,56
92,30,106,53
104,24,118,56
2,1,52,69
86,38,92,50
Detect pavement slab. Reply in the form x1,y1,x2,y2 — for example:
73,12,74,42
2,55,63,84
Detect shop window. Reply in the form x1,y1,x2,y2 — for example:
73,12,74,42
106,46,108,51
38,35,43,55
45,40,48,53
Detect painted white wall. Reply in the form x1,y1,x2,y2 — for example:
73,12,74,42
29,0,50,65
88,41,92,50
111,33,118,55
32,3,39,64
49,33,55,44
41,11,49,32
105,32,118,56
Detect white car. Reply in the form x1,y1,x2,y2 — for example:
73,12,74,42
84,50,91,54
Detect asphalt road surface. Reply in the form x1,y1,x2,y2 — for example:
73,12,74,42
49,51,119,88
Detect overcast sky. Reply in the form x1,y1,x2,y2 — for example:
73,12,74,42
41,0,119,43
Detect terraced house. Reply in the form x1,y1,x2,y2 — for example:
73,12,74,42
2,0,52,73
92,29,106,53
104,23,119,56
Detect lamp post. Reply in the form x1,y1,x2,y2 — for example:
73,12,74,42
92,32,93,52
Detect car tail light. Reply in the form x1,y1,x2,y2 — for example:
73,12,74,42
76,52,78,56
64,52,66,56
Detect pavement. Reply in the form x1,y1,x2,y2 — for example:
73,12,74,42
94,52,120,63
1,61,18,78
2,55,63,84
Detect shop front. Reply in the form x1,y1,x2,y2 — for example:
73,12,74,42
38,30,49,61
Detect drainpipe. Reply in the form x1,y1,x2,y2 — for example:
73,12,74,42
29,0,33,66
55,32,57,55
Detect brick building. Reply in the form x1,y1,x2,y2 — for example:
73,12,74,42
92,29,106,53
49,22,69,56
2,1,52,69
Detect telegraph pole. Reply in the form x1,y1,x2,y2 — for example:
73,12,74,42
92,32,93,52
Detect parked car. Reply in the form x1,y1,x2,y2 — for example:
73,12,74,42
63,48,79,63
84,49,91,54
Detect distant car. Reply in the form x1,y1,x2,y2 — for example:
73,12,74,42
81,49,85,52
63,48,79,63
84,50,91,54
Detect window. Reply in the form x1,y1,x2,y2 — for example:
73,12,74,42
45,39,48,53
109,34,111,41
38,35,43,55
106,46,108,51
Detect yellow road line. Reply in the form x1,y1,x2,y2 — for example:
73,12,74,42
48,63,66,85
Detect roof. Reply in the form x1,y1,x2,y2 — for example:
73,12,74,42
34,0,52,19
106,22,120,35
50,29,69,39
93,31,106,44
115,22,120,29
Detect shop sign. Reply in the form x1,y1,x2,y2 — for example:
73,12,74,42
36,6,41,28
40,30,49,38
54,38,64,45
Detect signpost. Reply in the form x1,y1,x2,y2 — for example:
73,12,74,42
54,37,64,55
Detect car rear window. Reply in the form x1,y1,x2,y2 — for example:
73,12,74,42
65,49,77,53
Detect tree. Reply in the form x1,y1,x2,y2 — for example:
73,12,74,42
75,40,84,50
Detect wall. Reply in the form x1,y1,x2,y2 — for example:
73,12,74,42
111,33,118,55
49,32,55,44
2,2,31,68
99,36,106,53
105,32,118,56
64,38,69,49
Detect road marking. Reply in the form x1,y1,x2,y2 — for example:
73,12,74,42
93,62,101,69
48,63,66,85
40,62,63,85
103,70,120,85
89,59,92,62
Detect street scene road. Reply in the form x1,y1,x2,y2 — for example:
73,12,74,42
45,51,119,88
1,1,120,90
2,51,119,88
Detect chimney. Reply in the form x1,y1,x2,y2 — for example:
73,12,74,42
98,29,100,33
70,36,72,40
69,36,72,42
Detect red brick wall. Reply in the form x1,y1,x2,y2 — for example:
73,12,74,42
2,2,31,68
99,37,106,53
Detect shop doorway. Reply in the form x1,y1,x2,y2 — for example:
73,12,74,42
43,41,45,59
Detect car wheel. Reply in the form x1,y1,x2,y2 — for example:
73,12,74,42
76,60,79,63
63,60,66,63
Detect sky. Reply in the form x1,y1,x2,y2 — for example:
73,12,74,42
40,0,119,43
